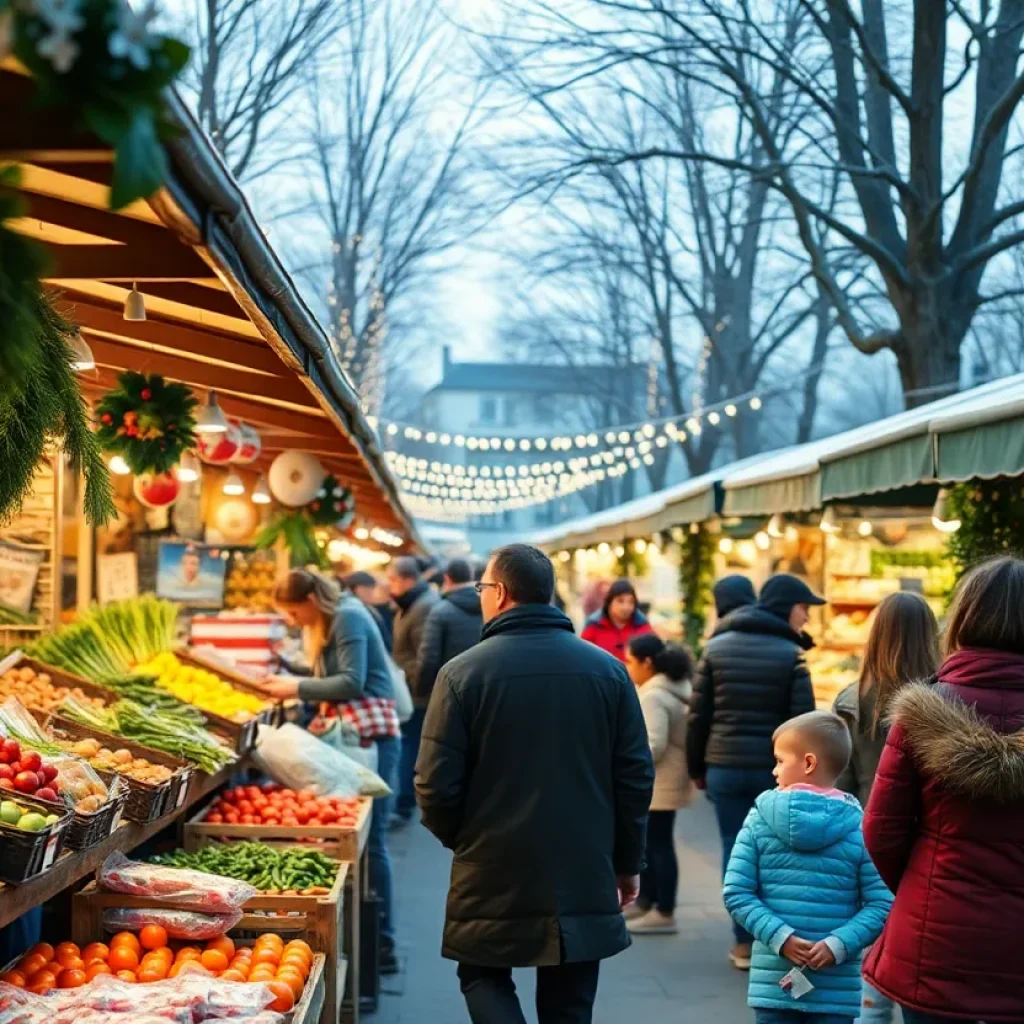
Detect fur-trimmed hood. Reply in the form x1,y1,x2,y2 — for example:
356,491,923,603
891,684,1024,803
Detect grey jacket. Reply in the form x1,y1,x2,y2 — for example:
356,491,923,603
416,585,483,703
639,674,695,811
392,582,439,704
297,592,394,704
833,683,885,807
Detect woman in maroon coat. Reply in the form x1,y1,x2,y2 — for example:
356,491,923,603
863,555,1024,1024
581,579,653,662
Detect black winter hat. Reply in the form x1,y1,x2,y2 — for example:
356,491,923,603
758,573,826,621
713,575,757,618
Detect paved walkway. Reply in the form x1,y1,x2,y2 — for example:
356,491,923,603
372,798,750,1023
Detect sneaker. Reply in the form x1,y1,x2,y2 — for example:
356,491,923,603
627,910,678,935
729,943,752,970
623,902,652,922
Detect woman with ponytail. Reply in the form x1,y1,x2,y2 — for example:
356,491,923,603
266,569,401,972
624,632,696,935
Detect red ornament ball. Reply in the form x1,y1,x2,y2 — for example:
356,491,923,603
140,388,153,401
100,413,113,425
126,426,138,437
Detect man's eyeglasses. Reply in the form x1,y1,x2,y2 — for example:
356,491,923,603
474,582,499,594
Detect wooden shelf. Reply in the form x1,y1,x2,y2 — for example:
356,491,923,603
0,762,236,929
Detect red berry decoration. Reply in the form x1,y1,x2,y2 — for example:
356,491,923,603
100,413,113,425
140,388,153,401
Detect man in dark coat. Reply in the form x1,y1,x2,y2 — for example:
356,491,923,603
686,572,821,970
416,558,482,705
388,556,439,823
415,544,654,1024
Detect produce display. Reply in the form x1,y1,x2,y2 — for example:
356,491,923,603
132,652,267,723
3,933,314,1012
0,664,105,715
152,844,337,895
223,556,276,613
60,698,234,774
29,597,179,685
64,737,175,786
0,741,60,800
204,784,363,827
0,798,61,832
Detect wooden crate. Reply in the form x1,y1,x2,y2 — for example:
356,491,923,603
73,863,347,1024
0,653,122,714
183,796,372,862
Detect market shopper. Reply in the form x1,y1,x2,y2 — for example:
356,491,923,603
416,544,654,1024
388,556,439,825
416,558,482,705
581,578,653,662
265,569,402,973
341,570,393,651
624,633,695,936
863,556,1024,1023
687,573,820,970
712,574,756,622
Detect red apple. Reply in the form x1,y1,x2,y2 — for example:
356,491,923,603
14,771,39,793
40,764,57,783
35,772,47,790
1,740,20,763
20,751,41,774
0,779,14,791
35,787,58,803
8,762,20,775
0,765,14,781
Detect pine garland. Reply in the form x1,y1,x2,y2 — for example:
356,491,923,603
307,474,356,529
94,371,198,475
0,174,115,525
254,510,329,570
679,525,716,655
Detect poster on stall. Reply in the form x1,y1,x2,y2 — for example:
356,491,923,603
156,542,227,607
97,551,139,605
0,539,44,616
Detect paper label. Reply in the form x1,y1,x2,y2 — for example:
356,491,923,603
109,807,122,834
175,778,190,809
42,831,60,870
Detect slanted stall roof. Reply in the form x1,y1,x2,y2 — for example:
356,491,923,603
1,64,422,550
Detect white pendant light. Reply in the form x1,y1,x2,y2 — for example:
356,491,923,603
196,390,228,434
108,455,131,476
932,488,962,533
252,474,271,504
819,506,840,534
177,451,200,483
123,282,147,322
68,329,95,371
222,471,245,496
858,519,874,537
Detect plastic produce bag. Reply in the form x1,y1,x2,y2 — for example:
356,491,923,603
99,852,256,912
253,722,390,798
102,905,243,939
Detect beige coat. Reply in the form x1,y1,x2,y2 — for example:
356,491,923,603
639,674,695,811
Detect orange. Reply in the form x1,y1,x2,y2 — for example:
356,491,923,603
57,968,86,989
137,967,164,984
31,970,56,990
142,957,168,979
17,954,46,978
55,953,84,972
146,947,174,967
115,970,137,983
108,947,140,973
110,932,142,953
264,980,295,1013
279,954,310,979
284,939,311,957
54,942,80,961
86,963,113,980
139,925,168,950
251,947,280,967
257,933,284,950
248,966,276,983
0,970,25,988
27,943,54,962
205,935,235,959
200,949,229,973
175,946,202,963
44,960,64,976
28,980,53,995
219,969,247,984
274,969,305,999
81,943,109,963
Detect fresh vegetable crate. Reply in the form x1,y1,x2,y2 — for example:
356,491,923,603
71,886,338,1024
2,654,121,713
0,792,72,885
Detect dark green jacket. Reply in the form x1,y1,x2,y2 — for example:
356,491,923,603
415,604,654,968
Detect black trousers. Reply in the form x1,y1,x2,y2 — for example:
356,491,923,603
457,960,600,1024
638,809,678,914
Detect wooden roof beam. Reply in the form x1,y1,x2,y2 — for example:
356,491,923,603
41,242,214,282
9,190,170,247
0,106,110,163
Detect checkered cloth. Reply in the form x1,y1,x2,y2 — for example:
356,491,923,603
323,697,401,743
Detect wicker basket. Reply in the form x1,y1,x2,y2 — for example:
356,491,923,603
47,718,194,825
0,792,72,884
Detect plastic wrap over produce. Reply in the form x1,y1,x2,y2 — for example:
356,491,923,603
101,906,243,941
99,853,256,912
0,973,281,1024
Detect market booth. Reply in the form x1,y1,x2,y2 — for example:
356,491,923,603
0,55,421,1024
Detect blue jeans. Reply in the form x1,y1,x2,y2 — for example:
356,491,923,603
370,735,400,946
861,980,895,1023
754,1012,853,1024
396,706,426,818
705,765,777,944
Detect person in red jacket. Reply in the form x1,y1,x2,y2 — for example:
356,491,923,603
581,579,653,662
863,555,1024,1024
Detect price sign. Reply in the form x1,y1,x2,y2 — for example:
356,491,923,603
97,552,139,604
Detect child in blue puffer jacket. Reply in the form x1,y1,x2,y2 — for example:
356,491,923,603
723,711,892,1023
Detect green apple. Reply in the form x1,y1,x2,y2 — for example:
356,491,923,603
44,814,59,825
17,812,46,832
0,800,22,825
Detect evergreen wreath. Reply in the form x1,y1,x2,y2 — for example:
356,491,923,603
0,170,115,526
94,371,198,475
307,474,356,530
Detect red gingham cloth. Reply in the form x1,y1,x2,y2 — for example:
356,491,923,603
319,698,400,744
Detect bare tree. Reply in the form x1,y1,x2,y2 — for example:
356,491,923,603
290,0,488,415
494,0,1024,406
181,0,344,180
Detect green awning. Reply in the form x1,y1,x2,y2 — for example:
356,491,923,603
937,413,1024,481
636,486,716,534
722,470,820,516
821,434,933,502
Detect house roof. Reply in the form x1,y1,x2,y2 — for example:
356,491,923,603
428,362,648,395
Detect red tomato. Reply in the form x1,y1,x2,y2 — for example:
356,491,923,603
241,814,257,825
224,811,240,824
307,817,323,826
245,786,261,800
281,816,299,826
207,813,224,823
237,800,255,816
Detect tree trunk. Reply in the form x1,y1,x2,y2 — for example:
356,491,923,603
893,291,968,407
